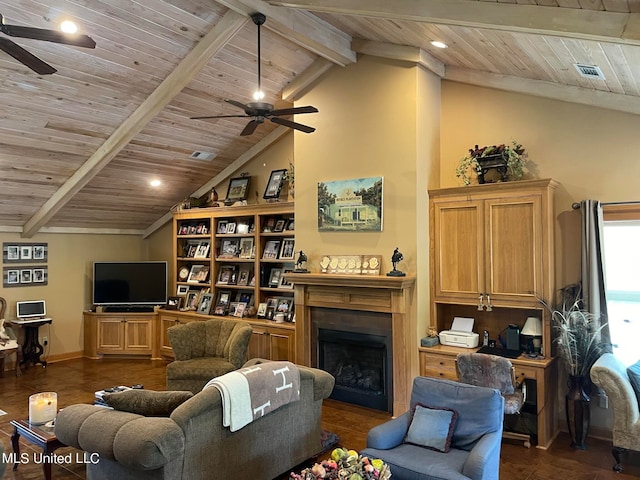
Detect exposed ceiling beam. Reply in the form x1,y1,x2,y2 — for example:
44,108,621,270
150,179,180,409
282,57,335,101
143,126,292,238
445,66,640,116
267,0,640,46
21,10,248,239
351,40,445,77
214,0,356,65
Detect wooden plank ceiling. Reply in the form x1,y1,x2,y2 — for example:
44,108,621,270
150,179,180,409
1,0,639,236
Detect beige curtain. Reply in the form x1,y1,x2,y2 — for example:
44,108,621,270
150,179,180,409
581,200,612,352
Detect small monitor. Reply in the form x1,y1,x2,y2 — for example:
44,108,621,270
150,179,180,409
17,300,46,318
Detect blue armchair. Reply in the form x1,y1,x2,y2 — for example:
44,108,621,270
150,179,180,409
361,377,504,480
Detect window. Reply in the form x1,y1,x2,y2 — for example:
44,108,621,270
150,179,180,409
603,205,640,366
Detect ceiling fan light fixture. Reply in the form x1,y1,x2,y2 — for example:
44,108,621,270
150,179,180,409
60,20,77,34
253,90,265,100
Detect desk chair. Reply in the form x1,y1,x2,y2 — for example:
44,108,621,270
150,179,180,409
456,352,531,448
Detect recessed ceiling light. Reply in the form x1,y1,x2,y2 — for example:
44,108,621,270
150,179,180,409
431,41,448,49
60,20,78,34
150,179,161,187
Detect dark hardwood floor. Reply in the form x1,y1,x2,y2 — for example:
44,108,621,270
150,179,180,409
1,357,639,480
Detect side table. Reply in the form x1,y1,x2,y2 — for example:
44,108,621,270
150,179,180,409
9,318,52,368
10,419,65,480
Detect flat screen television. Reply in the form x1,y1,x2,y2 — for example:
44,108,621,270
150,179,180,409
93,261,167,309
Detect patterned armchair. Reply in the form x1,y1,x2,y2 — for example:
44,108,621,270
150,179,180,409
456,352,531,448
166,319,252,393
590,353,640,472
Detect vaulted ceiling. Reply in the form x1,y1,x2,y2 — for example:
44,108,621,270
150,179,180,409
2,0,639,238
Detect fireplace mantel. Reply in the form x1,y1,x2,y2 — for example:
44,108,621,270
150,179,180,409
287,273,416,416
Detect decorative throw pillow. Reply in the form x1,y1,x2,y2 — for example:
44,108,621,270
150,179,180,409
404,403,458,453
626,361,640,405
102,390,193,417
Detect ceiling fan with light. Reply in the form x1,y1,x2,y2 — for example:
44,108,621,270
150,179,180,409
191,13,318,136
0,14,96,75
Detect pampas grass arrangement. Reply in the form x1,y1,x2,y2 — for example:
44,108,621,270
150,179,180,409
542,284,608,378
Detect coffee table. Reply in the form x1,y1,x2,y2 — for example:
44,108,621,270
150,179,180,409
10,419,65,480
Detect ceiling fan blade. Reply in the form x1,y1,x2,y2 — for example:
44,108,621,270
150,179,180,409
0,37,56,74
270,116,316,133
240,119,261,136
0,24,96,48
270,106,318,116
190,114,249,120
225,99,251,111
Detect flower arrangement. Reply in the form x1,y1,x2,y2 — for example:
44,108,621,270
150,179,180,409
456,140,527,185
542,284,609,378
289,448,391,480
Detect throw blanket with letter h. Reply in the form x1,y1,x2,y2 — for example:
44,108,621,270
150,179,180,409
203,361,300,432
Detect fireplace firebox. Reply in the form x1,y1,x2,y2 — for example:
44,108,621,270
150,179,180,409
312,307,393,412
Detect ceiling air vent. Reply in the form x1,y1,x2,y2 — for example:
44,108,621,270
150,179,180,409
190,151,216,161
573,63,606,80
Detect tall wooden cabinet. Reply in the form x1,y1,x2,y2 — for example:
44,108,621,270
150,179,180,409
425,179,559,448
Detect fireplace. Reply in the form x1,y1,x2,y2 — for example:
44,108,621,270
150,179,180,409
313,307,393,412
286,273,415,416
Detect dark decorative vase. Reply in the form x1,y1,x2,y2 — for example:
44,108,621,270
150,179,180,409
565,375,590,450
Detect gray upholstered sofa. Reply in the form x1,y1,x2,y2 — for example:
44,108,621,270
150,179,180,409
55,359,335,480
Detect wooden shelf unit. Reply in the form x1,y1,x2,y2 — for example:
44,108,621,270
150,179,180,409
167,202,296,361
427,179,559,448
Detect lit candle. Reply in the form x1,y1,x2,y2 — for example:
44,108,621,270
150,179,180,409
29,392,57,425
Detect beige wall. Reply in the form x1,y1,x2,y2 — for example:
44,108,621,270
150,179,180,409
0,232,150,359
293,55,441,378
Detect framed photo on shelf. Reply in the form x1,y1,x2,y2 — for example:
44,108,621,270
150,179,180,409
236,222,250,234
279,239,295,260
237,267,251,286
176,285,189,296
279,269,294,289
229,302,246,318
197,293,213,315
194,241,210,259
219,239,240,258
257,302,268,318
196,266,210,283
262,240,281,259
187,264,205,283
214,290,232,315
185,290,200,310
268,268,283,287
217,220,228,234
225,176,251,203
262,217,276,233
32,269,45,283
239,238,254,259
263,169,287,200
217,265,236,285
286,218,295,231
166,296,183,310
275,297,292,314
226,222,236,234
20,246,32,260
274,219,286,233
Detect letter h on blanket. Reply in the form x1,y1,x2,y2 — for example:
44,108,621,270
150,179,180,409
203,361,301,432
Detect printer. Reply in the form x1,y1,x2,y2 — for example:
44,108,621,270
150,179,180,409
438,316,479,348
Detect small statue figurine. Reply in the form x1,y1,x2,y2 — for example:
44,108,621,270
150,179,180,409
387,247,406,277
295,250,309,273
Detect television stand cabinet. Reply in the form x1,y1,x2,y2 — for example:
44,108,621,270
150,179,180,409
83,312,157,359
